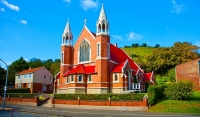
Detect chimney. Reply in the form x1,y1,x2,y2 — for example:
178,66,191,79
29,67,31,70
114,43,118,47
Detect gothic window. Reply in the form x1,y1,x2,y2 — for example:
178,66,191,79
79,40,90,62
97,43,100,57
77,75,83,82
61,52,64,64
88,75,92,82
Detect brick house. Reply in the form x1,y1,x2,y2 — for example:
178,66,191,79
15,67,53,93
176,58,200,91
55,4,156,94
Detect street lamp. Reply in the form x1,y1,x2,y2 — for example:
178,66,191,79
0,59,9,110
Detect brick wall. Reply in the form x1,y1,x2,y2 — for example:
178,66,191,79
176,58,200,90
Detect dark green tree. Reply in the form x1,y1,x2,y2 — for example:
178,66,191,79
0,66,6,86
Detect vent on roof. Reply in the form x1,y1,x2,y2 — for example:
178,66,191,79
114,43,117,47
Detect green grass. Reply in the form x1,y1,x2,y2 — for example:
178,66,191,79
122,47,155,62
148,91,200,114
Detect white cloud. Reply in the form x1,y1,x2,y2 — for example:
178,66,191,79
1,0,20,11
171,0,186,14
112,35,123,40
195,41,200,47
20,20,27,25
80,0,98,11
63,0,70,3
126,31,143,41
0,8,4,11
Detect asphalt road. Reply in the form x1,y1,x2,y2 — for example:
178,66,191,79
1,104,200,117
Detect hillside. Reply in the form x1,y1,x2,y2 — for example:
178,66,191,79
121,47,156,63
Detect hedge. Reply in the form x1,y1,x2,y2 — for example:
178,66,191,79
147,85,166,106
4,93,36,98
0,88,30,94
54,93,146,101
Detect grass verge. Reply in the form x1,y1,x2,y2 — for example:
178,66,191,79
148,91,200,114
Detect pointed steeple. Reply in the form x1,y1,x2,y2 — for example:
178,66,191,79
96,4,109,36
62,18,73,45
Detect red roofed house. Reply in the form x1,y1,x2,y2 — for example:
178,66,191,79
55,4,156,94
15,67,53,93
176,58,200,91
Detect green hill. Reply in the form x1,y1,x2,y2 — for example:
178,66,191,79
121,47,156,63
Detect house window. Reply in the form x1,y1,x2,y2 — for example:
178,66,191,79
77,75,83,82
66,77,69,84
29,73,31,77
44,75,46,79
18,84,21,89
97,43,100,57
79,40,90,62
71,75,74,82
50,76,52,82
24,74,27,78
88,75,92,82
28,83,31,88
18,75,21,79
61,52,64,64
113,73,119,82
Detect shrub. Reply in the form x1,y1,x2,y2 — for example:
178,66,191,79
6,93,35,98
0,88,30,94
164,81,193,100
54,93,145,101
148,85,166,106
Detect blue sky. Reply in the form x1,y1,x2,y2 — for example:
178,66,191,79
0,0,200,68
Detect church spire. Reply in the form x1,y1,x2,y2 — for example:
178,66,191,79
96,4,109,36
62,18,73,45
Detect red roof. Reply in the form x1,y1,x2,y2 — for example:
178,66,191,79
110,44,139,73
56,72,60,79
63,64,96,77
144,72,152,81
110,62,125,73
16,67,42,75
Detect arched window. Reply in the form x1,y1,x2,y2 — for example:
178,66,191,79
79,40,90,62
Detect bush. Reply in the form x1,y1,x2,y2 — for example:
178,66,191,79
54,93,145,101
6,93,35,98
0,88,30,94
148,85,166,106
164,81,193,100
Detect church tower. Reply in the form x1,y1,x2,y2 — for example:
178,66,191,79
96,4,111,93
60,19,73,83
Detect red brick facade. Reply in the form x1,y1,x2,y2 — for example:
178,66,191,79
176,58,200,90
55,5,156,94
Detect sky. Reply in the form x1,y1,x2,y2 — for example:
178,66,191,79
0,0,200,68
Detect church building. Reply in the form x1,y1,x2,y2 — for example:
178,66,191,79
55,4,156,94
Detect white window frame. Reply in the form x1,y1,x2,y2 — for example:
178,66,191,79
28,83,31,88
97,42,101,57
66,77,69,84
44,75,46,79
18,84,21,89
79,39,91,63
50,76,52,82
77,75,83,83
18,75,21,80
24,74,27,79
29,73,31,78
113,73,119,82
87,75,92,83
70,75,74,83
61,52,64,64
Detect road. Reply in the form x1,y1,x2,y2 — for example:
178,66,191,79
1,104,200,117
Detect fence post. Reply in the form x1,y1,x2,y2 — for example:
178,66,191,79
51,96,55,108
77,96,80,105
143,95,148,107
108,97,111,106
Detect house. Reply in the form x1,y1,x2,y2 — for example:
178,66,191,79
15,67,53,93
54,4,156,94
176,58,200,91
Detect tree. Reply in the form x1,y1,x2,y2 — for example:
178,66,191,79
0,66,6,86
28,58,43,68
132,43,139,47
44,59,53,70
8,57,29,85
154,44,160,48
140,43,147,47
147,42,199,74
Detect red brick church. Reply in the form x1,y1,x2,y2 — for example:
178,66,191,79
55,4,156,94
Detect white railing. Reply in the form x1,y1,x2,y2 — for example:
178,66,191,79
132,83,145,91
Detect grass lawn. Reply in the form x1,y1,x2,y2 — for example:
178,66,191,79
148,91,200,114
122,47,155,62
